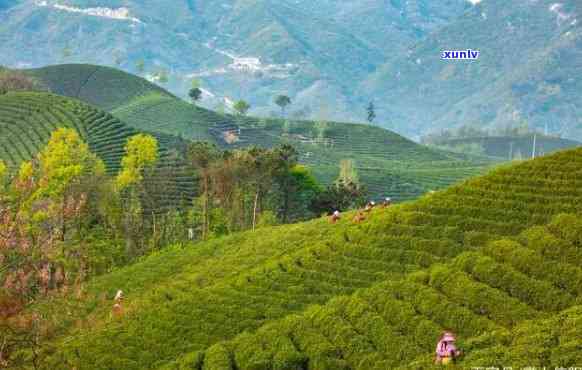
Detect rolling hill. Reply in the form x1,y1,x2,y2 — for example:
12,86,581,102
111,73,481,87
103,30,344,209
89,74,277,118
25,147,582,369
0,91,195,211
26,64,497,202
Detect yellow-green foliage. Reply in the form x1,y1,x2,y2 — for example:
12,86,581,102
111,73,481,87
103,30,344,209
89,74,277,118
0,159,7,190
116,133,159,190
36,127,105,197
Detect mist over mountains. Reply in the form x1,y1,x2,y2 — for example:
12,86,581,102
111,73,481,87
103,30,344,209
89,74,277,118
1,0,581,140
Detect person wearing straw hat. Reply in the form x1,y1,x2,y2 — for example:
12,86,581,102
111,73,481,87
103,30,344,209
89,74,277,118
112,290,124,317
330,210,341,224
353,210,366,223
435,331,461,364
382,197,392,208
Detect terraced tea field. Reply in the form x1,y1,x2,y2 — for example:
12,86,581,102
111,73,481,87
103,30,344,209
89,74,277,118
0,91,195,211
27,64,497,201
30,148,582,369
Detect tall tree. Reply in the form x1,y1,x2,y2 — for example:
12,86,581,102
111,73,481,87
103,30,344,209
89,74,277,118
367,101,376,124
116,134,159,256
189,88,202,104
282,164,321,222
271,144,299,222
311,159,366,213
275,95,292,117
189,78,203,105
35,128,106,240
0,129,105,303
188,142,221,239
337,159,359,186
234,100,250,116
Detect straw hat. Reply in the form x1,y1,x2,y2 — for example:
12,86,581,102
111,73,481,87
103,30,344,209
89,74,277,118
442,332,456,342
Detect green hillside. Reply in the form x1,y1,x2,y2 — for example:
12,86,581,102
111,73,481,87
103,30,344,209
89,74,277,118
435,135,582,160
28,64,174,112
26,147,582,369
0,91,195,211
27,64,496,202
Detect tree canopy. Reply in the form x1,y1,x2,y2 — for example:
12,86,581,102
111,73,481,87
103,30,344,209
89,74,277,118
116,134,159,190
0,70,44,95
275,95,292,116
234,100,251,116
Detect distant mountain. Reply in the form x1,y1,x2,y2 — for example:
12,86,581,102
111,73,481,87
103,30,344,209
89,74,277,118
2,0,581,141
362,0,582,140
434,134,582,160
0,0,469,122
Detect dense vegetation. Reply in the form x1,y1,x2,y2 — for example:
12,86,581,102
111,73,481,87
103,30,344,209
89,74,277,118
4,147,580,369
27,64,496,202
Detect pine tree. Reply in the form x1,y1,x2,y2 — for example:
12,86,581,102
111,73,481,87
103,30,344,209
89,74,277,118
367,102,376,124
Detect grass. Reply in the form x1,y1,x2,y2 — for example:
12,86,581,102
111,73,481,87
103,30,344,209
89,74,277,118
26,147,582,369
26,64,498,202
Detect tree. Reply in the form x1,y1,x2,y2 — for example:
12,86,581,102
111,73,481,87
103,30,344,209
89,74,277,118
189,87,203,104
337,159,359,186
116,134,159,256
311,159,366,214
0,129,105,302
275,95,292,117
234,100,250,116
189,79,203,104
367,101,376,124
188,142,221,239
0,70,44,95
311,180,367,215
116,134,159,190
0,159,7,192
269,144,299,223
281,164,321,222
35,128,106,241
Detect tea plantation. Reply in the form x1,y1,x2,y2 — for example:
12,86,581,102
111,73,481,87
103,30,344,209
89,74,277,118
30,147,582,369
26,64,496,201
0,91,195,211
